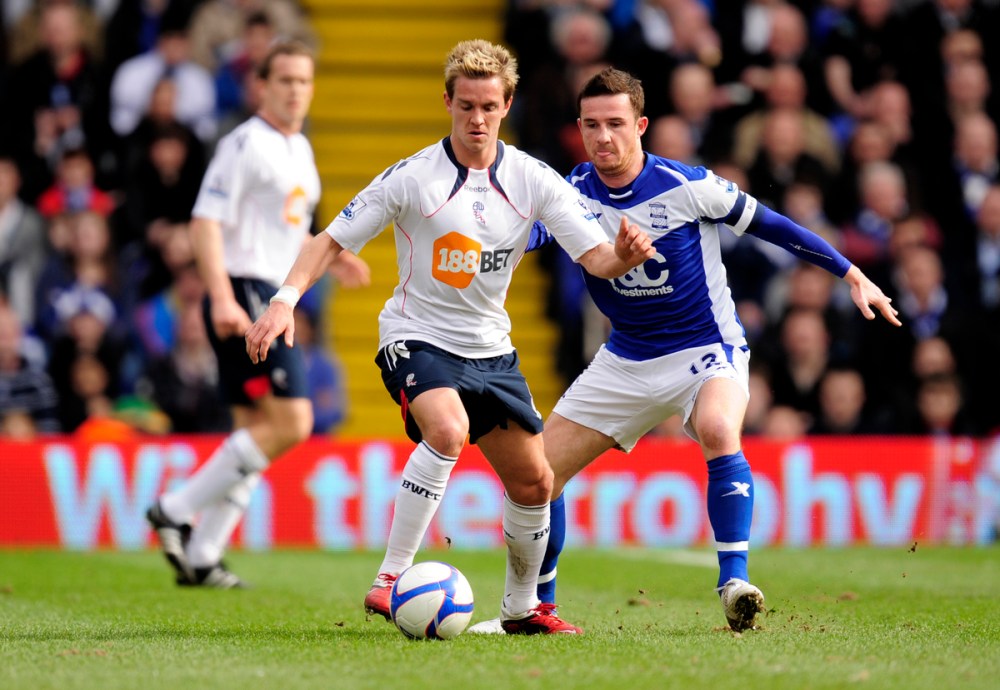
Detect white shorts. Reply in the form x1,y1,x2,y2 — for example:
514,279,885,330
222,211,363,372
553,343,750,452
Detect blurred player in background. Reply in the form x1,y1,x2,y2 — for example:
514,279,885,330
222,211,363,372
146,41,369,588
469,67,901,633
244,40,653,633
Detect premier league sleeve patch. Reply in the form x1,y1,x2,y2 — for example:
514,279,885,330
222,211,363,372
341,195,367,220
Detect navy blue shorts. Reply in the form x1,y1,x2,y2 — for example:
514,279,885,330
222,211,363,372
203,277,308,407
375,340,543,444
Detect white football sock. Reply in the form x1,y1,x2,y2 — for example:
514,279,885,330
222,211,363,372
500,494,548,617
161,429,269,524
187,473,261,569
376,441,457,577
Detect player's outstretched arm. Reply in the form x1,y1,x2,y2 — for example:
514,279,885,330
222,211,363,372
245,232,345,363
577,216,654,278
843,264,901,326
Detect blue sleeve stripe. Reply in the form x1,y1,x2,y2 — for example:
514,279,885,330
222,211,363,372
717,192,747,226
747,206,851,277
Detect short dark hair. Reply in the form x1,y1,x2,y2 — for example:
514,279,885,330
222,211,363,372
577,67,645,120
257,40,314,80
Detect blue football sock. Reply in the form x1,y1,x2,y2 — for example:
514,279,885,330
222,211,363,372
537,493,565,604
706,452,753,588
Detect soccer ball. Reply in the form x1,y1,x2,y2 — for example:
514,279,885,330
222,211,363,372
389,561,474,640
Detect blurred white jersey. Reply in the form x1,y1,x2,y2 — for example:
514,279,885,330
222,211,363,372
326,138,607,358
192,115,320,287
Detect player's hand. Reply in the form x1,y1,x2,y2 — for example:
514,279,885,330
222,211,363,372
210,298,254,339
845,265,901,326
245,302,295,364
614,216,655,268
329,250,371,289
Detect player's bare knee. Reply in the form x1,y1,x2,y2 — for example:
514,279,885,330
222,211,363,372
695,416,740,454
506,465,553,506
420,420,468,458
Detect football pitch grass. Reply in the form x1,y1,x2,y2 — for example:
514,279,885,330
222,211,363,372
1,546,998,690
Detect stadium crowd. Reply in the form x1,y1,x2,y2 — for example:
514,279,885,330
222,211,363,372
0,0,998,439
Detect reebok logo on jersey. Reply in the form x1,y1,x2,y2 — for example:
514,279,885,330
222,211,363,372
721,482,750,498
465,184,490,193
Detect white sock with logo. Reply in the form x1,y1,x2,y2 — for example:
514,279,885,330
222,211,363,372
187,473,261,569
161,429,269,524
501,494,548,618
376,442,457,577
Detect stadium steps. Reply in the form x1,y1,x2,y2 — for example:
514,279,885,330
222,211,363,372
301,0,563,438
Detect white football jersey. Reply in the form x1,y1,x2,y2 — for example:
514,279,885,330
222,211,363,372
326,138,607,358
192,115,320,286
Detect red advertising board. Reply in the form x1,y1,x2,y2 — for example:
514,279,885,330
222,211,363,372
1,436,997,549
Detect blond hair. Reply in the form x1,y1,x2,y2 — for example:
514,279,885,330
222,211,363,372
444,40,519,101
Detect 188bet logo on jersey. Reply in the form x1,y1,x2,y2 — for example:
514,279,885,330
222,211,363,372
432,232,514,288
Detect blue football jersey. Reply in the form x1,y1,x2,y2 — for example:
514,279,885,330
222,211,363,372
556,154,760,361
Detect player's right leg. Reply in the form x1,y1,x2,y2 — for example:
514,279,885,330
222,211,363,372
184,397,312,587
365,346,469,620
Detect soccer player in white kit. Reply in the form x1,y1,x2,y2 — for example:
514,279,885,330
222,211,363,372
245,40,654,634
146,42,369,587
504,68,900,632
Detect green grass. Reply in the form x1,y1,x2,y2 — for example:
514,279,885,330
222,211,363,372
1,547,998,690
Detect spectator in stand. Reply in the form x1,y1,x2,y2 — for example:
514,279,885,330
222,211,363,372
117,74,205,177
45,286,127,431
35,147,115,220
114,121,203,252
951,111,998,220
731,63,840,174
903,371,977,436
614,0,723,121
35,210,121,343
645,114,697,165
0,300,59,436
145,298,230,433
733,2,828,114
667,62,731,165
187,0,316,74
761,404,810,440
745,107,831,214
103,0,200,76
213,11,274,138
860,243,970,420
109,9,217,145
821,0,903,131
841,161,941,278
829,119,896,224
809,366,890,435
516,6,613,175
765,306,833,423
0,155,48,327
2,0,113,201
130,231,199,363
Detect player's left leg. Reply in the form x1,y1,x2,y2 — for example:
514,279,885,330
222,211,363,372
689,375,764,630
479,425,581,634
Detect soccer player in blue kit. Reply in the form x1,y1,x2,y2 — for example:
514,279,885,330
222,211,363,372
470,67,901,633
